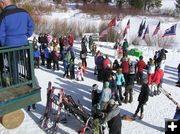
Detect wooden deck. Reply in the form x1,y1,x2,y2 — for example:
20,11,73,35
0,86,32,103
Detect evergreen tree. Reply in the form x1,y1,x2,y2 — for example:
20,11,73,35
176,0,180,13
130,0,144,9
144,0,162,11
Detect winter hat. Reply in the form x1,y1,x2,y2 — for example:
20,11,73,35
104,81,110,88
92,84,98,90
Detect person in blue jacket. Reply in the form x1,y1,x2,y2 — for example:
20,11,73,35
0,0,35,83
0,0,35,47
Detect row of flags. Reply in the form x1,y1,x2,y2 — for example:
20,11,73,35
99,17,177,39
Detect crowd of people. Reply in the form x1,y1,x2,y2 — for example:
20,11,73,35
31,32,180,133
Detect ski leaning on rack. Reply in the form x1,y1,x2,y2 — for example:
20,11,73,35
49,89,63,134
79,117,94,134
39,82,55,129
159,87,179,106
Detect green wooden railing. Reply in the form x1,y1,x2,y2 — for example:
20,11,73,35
0,44,35,91
0,44,41,116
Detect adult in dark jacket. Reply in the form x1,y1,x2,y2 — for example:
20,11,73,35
133,79,149,119
103,100,121,134
124,64,135,103
95,52,104,81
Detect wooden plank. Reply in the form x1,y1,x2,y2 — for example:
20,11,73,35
0,86,32,103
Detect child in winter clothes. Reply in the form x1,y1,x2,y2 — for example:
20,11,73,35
44,45,51,69
151,66,164,96
121,57,129,83
63,50,71,78
76,66,84,81
51,47,59,71
99,81,112,111
133,79,149,119
147,58,155,85
33,48,40,68
69,58,75,79
116,67,125,105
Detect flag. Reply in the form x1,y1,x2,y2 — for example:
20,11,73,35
123,19,130,37
143,25,149,39
138,20,143,37
142,21,146,30
153,21,160,36
107,17,116,29
114,21,121,33
162,24,177,37
99,29,108,37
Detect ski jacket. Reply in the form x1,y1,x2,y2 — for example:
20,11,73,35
68,34,74,46
44,47,51,59
159,60,166,71
34,50,40,58
121,60,129,73
99,87,112,103
136,60,146,73
95,55,104,69
0,5,34,47
103,58,112,70
122,41,128,51
116,73,125,86
152,69,164,85
147,64,155,74
138,83,149,104
126,74,135,86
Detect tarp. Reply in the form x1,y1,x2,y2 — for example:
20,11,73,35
128,48,143,57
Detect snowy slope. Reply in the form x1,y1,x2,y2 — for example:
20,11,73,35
0,41,180,134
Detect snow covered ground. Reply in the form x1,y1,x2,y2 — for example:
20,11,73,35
0,41,180,134
1,1,180,134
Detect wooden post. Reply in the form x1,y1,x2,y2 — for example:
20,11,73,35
0,110,24,129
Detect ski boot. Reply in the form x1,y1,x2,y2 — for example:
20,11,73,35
139,114,144,120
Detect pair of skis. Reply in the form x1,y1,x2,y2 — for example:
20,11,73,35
39,82,55,130
48,89,63,134
159,87,179,107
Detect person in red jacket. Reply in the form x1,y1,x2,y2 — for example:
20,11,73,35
151,66,164,95
136,56,146,85
68,33,74,46
103,55,112,70
121,57,129,82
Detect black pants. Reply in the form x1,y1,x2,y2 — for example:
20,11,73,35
134,102,144,115
97,69,103,81
53,61,59,70
34,57,40,68
123,73,128,83
46,58,51,69
137,72,143,84
124,85,133,103
117,85,123,101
